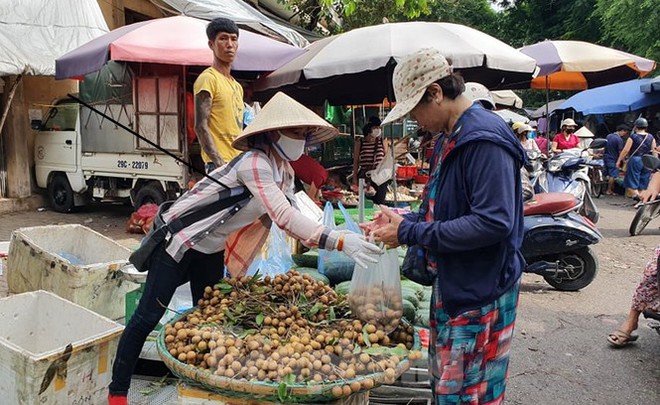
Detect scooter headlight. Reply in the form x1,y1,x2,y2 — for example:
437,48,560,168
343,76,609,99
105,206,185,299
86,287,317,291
547,159,563,173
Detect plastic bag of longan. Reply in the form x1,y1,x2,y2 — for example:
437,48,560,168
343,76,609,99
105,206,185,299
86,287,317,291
348,242,403,334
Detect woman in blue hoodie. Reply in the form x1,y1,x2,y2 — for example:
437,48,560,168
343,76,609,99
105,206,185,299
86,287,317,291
367,49,525,405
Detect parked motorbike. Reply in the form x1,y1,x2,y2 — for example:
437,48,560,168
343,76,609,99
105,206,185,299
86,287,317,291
525,149,545,190
629,154,660,236
587,159,606,198
536,138,607,224
522,192,602,290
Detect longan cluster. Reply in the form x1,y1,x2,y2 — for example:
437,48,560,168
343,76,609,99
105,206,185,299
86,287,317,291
349,287,404,333
162,270,420,398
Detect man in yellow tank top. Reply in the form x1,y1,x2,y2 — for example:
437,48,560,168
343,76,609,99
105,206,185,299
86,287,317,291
194,18,244,173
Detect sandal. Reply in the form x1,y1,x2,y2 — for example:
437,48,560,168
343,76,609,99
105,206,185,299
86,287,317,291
604,191,616,196
607,330,639,347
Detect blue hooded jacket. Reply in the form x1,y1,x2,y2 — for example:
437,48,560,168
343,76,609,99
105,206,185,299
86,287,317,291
397,105,526,318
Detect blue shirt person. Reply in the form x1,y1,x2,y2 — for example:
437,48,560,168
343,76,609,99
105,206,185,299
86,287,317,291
604,124,629,195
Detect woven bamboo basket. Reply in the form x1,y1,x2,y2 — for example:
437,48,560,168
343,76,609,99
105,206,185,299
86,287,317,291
157,309,421,403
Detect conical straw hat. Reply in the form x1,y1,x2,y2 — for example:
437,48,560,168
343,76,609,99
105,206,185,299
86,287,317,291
232,92,339,151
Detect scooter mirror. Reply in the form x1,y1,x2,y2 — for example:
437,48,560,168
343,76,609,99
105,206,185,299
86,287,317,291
587,138,607,150
641,154,660,172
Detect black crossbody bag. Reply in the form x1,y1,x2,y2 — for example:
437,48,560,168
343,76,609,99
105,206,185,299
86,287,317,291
129,187,252,272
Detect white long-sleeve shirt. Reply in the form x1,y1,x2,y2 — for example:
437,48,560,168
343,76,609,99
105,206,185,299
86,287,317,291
162,147,337,262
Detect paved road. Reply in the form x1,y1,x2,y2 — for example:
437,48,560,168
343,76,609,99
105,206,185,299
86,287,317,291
0,196,658,404
508,195,660,405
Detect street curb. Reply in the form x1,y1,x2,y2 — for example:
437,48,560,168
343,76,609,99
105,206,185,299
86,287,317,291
0,194,46,215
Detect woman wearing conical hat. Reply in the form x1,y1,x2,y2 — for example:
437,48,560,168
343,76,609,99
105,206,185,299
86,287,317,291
108,92,381,402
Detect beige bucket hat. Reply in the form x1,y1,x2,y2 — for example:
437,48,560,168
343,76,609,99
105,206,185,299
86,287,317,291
232,92,339,151
382,48,452,125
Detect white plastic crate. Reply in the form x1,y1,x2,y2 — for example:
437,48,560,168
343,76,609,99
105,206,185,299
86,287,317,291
6,224,138,320
0,290,124,404
0,240,8,276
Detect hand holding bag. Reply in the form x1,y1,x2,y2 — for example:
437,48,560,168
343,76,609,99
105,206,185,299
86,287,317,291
318,202,359,284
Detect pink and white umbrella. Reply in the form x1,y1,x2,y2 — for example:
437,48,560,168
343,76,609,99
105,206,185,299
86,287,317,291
55,16,305,79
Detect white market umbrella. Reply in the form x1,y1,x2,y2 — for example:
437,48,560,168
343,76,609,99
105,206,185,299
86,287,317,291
494,109,530,124
491,90,523,108
254,22,539,105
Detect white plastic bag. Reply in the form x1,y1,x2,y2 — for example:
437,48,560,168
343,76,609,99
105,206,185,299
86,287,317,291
318,202,359,284
246,224,293,277
369,150,394,186
348,244,402,333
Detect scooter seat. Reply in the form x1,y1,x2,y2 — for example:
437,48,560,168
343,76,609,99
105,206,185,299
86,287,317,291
524,192,577,216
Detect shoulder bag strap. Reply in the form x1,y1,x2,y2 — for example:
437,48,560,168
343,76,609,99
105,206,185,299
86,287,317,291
629,134,649,158
166,187,252,234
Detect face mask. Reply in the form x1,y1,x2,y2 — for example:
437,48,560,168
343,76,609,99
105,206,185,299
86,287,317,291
273,130,306,161
565,128,575,134
371,128,382,137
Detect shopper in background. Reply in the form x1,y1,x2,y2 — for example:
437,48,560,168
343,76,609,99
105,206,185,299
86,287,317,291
352,116,390,204
617,118,656,199
551,118,580,153
604,124,630,195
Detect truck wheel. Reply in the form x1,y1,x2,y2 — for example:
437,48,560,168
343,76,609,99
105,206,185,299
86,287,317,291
48,174,75,213
133,182,166,209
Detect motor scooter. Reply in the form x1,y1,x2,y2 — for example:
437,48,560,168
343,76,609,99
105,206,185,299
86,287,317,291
536,138,607,224
525,149,545,190
522,192,602,290
629,154,660,236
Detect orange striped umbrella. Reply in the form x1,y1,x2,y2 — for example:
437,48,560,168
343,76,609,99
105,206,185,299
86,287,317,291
520,40,655,90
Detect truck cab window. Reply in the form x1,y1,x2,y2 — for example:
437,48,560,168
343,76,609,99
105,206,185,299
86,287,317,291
43,104,78,131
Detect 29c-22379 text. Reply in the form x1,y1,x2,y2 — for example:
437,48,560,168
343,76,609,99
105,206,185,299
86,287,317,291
117,160,149,170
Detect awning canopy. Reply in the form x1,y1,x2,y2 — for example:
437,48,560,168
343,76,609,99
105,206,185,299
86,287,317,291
161,0,309,47
640,76,660,93
0,0,108,76
559,79,660,115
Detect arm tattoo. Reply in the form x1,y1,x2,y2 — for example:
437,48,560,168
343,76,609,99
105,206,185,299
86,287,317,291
195,91,224,165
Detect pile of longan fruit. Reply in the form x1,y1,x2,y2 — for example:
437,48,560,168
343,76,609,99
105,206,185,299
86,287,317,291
162,270,421,398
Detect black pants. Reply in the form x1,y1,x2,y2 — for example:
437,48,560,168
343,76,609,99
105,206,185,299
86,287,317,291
369,179,390,205
109,244,225,395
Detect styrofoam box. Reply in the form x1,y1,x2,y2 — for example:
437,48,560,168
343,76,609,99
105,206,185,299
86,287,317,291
0,291,124,405
6,224,138,320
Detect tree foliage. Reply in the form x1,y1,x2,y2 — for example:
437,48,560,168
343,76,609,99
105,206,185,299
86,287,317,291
596,0,660,63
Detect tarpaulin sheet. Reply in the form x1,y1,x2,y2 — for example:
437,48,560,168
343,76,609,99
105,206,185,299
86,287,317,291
0,0,108,76
161,0,308,48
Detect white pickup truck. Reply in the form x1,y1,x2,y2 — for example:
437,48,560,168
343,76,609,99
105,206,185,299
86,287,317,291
35,75,193,212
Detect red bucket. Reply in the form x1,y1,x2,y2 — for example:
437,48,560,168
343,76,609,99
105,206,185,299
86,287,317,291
414,174,429,184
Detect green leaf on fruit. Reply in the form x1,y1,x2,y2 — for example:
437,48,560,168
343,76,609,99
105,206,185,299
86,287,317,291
362,326,371,348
